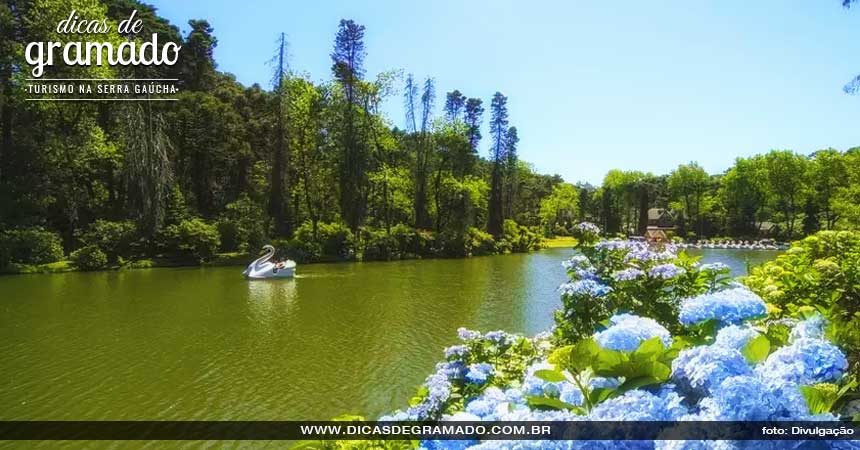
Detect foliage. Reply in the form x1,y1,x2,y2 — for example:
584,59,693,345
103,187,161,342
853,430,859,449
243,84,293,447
497,219,542,254
287,221,355,262
538,183,579,236
0,227,64,267
157,218,221,262
216,195,268,253
70,245,109,271
77,220,139,264
553,223,731,343
744,230,860,372
373,257,854,450
2,5,559,273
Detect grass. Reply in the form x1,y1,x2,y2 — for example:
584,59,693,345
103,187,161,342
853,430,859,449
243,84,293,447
0,252,254,276
543,236,579,248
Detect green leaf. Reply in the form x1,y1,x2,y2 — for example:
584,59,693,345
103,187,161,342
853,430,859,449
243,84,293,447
534,369,567,383
618,375,665,392
800,384,840,415
525,395,577,411
632,336,666,361
741,334,771,364
764,323,791,348
587,387,618,405
568,338,603,372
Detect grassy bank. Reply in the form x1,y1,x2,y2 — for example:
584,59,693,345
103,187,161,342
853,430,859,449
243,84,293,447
0,252,252,275
542,236,579,248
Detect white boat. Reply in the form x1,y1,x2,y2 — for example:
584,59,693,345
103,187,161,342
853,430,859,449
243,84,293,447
243,245,296,279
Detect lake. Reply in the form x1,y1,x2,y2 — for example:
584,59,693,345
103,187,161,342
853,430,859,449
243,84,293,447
0,248,777,427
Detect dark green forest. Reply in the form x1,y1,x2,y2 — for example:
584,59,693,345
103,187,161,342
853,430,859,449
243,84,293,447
1,0,859,272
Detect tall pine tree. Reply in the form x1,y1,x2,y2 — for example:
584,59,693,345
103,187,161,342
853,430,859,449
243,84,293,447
487,92,508,237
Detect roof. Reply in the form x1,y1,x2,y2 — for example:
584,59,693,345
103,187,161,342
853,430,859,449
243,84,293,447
648,208,671,221
644,229,668,239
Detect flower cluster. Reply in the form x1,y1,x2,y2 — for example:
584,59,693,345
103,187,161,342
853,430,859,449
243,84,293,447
611,268,645,282
624,246,675,263
593,313,673,352
465,363,495,385
789,313,825,342
757,337,848,386
594,240,637,252
679,287,767,326
648,263,685,279
378,243,853,450
574,222,600,234
559,279,612,297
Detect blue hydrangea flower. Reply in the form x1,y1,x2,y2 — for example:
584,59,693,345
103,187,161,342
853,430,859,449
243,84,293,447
625,248,675,263
672,345,752,396
559,279,612,297
595,240,635,251
457,327,481,341
593,313,672,352
758,337,848,385
575,222,600,234
521,361,570,397
611,268,645,282
789,314,826,342
588,389,687,420
435,360,466,379
484,330,513,345
570,268,599,281
444,344,470,359
679,287,767,326
419,436,477,450
655,440,740,450
649,263,685,279
378,410,411,421
465,363,494,384
713,324,760,350
561,255,590,270
697,375,786,420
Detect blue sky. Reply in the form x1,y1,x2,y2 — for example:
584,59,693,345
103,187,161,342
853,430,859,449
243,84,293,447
148,0,860,185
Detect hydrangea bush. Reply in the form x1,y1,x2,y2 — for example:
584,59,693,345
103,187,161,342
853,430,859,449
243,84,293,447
299,224,858,450
743,230,860,374
554,225,732,342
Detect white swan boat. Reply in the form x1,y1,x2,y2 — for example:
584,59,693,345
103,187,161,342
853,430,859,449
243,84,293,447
243,245,296,279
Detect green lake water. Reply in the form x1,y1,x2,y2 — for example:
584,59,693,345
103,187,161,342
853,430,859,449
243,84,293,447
0,248,777,435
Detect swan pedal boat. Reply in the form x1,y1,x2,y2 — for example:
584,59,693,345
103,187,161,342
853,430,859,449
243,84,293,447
243,245,296,279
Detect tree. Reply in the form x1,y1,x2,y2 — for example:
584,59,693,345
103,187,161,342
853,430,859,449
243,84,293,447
764,150,808,238
444,90,466,122
123,104,174,236
413,77,435,229
331,19,368,232
503,126,519,220
721,156,770,236
181,20,218,91
667,163,711,237
539,183,579,234
809,149,848,229
487,92,509,237
268,32,292,236
464,98,484,155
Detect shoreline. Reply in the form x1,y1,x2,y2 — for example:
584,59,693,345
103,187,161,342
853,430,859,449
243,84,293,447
0,241,582,276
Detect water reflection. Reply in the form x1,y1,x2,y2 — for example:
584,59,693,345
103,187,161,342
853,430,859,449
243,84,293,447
245,279,298,327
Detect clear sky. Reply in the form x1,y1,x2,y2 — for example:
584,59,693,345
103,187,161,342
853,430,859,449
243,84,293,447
147,0,860,185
